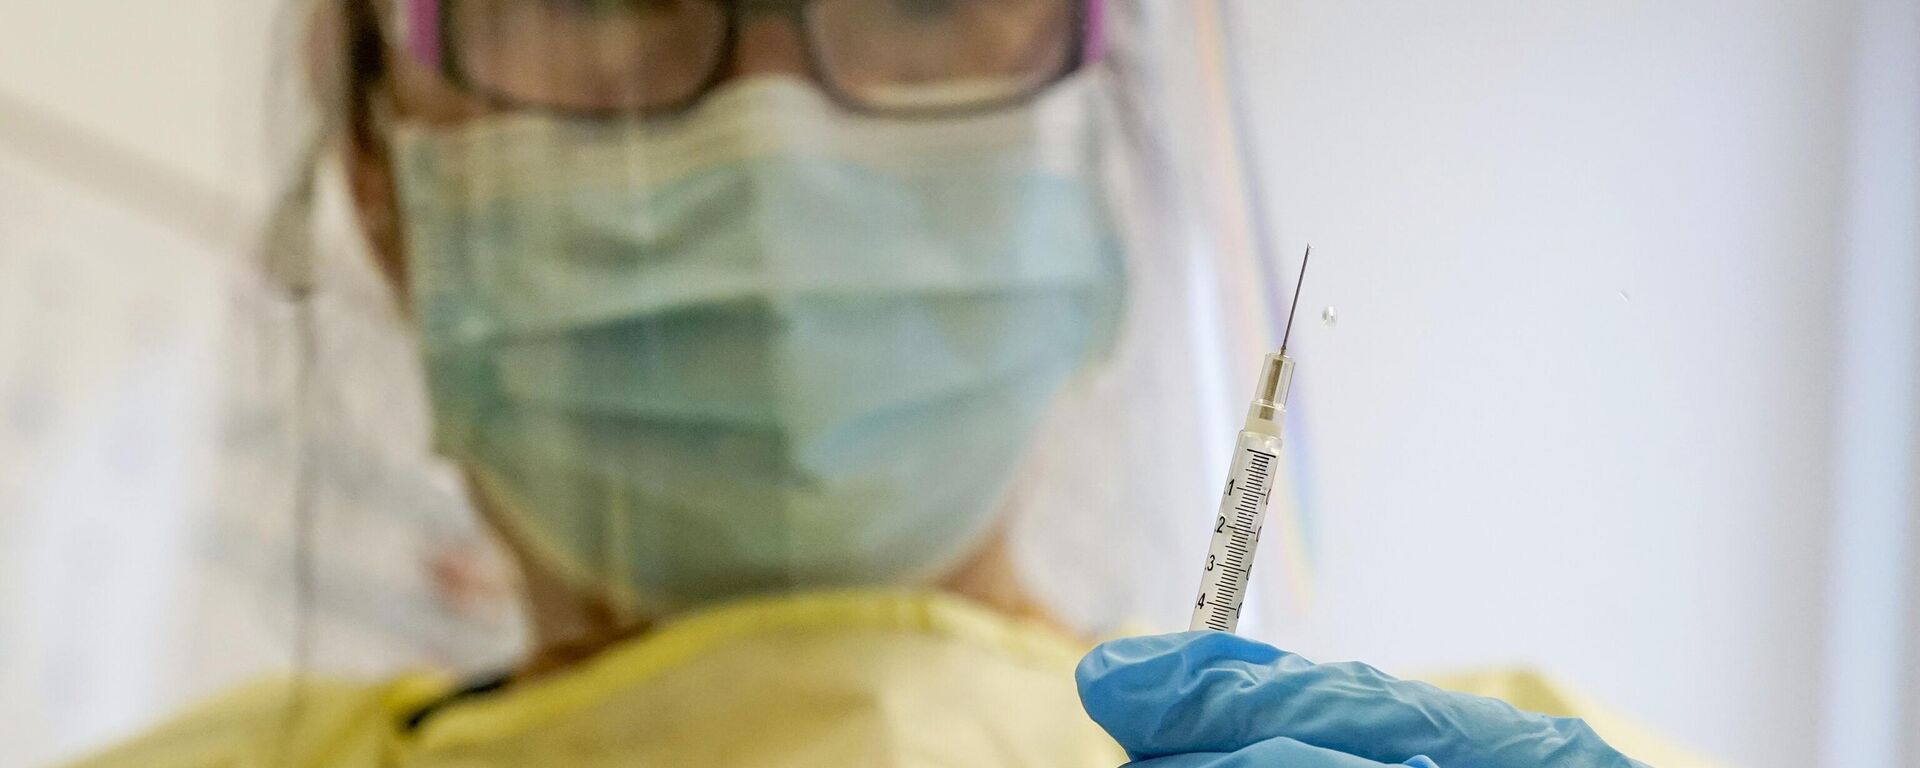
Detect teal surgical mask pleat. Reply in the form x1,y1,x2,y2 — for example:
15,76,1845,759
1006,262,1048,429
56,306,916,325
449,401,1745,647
394,76,1125,615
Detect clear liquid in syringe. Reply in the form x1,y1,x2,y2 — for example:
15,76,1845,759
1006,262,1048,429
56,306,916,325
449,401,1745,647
1190,421,1283,631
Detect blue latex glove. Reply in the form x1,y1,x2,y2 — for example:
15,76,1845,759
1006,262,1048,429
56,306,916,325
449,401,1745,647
1077,632,1647,768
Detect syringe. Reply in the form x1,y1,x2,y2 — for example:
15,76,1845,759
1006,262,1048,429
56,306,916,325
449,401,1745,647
1189,247,1312,633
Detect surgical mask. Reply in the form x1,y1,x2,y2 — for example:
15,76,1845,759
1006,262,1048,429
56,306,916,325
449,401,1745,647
390,77,1125,615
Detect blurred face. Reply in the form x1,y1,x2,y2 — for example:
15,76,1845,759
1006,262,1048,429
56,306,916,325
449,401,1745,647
330,0,1118,636
345,0,1089,285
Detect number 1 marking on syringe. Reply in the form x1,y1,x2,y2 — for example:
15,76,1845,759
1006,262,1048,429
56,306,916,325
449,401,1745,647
1197,447,1276,631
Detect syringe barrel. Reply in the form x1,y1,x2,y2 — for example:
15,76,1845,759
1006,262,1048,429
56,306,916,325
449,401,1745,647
1189,428,1285,632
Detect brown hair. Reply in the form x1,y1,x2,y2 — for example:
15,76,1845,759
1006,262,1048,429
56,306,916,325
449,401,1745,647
274,0,405,293
340,0,411,288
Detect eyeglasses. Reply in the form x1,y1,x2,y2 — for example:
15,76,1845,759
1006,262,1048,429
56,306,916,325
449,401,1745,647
395,0,1105,119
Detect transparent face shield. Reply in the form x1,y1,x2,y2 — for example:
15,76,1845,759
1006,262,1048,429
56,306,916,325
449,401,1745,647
258,0,1305,678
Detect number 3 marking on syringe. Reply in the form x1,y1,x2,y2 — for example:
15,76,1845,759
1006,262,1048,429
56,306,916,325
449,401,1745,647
1195,447,1278,631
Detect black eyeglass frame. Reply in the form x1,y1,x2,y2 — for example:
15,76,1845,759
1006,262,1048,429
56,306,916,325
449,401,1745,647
416,0,1095,120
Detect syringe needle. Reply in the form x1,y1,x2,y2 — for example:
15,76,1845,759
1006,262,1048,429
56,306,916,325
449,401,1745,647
1279,245,1312,354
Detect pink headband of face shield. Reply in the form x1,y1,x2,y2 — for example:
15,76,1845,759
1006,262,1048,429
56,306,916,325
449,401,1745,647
402,0,1110,72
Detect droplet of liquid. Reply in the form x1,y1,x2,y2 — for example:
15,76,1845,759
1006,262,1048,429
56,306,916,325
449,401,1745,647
1320,306,1338,327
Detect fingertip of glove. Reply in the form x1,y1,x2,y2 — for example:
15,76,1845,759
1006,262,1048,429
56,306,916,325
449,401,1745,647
1076,632,1294,737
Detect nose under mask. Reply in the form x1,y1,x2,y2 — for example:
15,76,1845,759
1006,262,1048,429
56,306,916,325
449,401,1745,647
392,77,1126,616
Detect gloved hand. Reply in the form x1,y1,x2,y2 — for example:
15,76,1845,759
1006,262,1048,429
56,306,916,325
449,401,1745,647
1076,632,1648,768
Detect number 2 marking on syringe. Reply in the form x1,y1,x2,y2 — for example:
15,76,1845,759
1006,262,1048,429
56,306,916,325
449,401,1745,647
1196,448,1276,631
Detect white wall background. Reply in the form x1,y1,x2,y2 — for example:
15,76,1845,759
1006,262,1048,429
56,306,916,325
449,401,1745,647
1228,3,1857,768
1,1,1912,767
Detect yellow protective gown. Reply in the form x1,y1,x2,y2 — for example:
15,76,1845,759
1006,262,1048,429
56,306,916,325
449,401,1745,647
69,590,1720,768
